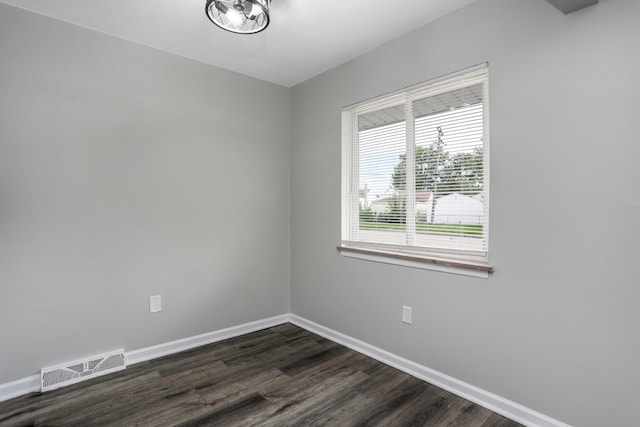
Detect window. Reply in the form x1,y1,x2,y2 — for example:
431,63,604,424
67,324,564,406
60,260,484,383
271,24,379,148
340,64,492,276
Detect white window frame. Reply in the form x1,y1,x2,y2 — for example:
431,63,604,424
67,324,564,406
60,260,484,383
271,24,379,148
339,64,493,277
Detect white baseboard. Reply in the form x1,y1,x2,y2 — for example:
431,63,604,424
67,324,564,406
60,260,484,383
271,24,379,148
0,314,289,403
0,375,41,402
125,314,289,366
0,312,570,427
288,314,570,427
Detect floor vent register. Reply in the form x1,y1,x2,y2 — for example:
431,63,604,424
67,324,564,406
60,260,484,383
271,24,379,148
40,349,126,392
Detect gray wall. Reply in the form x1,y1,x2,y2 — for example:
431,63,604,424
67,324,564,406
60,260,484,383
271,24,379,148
0,4,290,384
289,0,640,426
2,0,639,425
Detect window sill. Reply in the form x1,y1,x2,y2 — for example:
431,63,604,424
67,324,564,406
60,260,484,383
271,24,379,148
337,245,494,279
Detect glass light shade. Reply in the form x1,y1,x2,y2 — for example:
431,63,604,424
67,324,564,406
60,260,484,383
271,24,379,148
205,0,270,34
225,7,245,28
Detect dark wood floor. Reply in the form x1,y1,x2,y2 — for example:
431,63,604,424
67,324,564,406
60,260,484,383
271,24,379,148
0,323,522,426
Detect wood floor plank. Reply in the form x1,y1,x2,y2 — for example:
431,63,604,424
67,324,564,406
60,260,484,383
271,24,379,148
380,383,446,427
176,392,270,427
346,376,433,425
250,368,370,426
288,364,411,426
481,413,524,427
0,324,523,427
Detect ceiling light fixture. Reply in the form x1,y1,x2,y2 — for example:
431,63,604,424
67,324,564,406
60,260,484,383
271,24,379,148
205,0,271,34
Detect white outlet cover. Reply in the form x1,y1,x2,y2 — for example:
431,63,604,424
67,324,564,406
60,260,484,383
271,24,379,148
402,305,412,324
149,295,162,313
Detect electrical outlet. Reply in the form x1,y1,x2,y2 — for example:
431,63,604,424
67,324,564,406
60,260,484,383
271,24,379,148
402,305,412,324
149,295,162,313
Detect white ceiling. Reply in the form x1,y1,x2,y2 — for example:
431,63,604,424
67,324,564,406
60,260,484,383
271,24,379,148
0,0,477,87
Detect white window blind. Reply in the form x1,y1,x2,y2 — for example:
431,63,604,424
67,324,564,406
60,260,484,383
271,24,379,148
341,64,490,269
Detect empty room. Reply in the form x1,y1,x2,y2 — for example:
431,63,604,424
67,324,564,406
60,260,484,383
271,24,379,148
0,0,638,426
